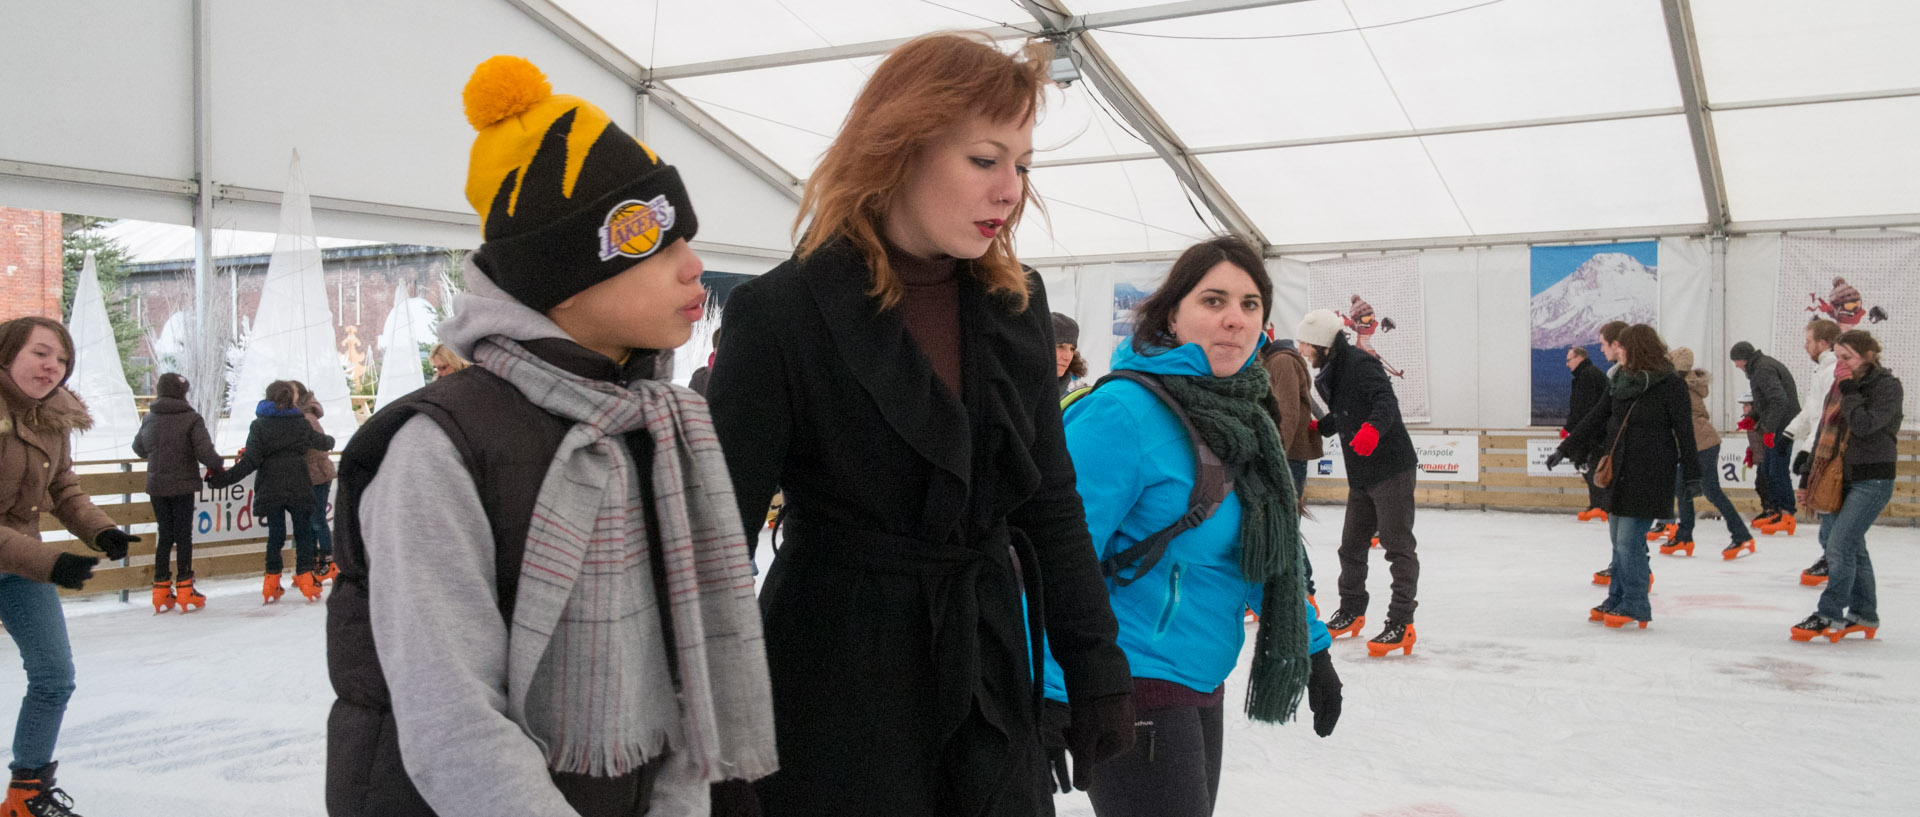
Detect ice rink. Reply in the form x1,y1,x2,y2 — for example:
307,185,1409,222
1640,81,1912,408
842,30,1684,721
7,506,1914,817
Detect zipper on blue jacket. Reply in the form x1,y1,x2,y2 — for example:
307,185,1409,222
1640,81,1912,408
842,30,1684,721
1154,563,1183,638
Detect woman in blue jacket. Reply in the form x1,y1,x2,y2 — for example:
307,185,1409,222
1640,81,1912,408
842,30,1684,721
1043,237,1339,817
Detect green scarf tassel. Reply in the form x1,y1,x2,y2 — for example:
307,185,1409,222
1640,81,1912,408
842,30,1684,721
1159,360,1310,724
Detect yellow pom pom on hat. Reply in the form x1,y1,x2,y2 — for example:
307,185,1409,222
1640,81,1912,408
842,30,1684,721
462,55,696,311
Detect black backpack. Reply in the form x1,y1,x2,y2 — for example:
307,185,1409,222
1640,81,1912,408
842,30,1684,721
1062,370,1239,587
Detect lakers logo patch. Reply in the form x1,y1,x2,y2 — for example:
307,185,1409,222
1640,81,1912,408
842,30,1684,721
598,196,677,261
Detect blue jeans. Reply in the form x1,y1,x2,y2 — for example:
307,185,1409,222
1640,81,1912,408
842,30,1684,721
1761,437,1797,513
1815,479,1890,624
1674,445,1751,544
1603,515,1654,620
311,482,333,556
264,506,317,575
0,574,75,770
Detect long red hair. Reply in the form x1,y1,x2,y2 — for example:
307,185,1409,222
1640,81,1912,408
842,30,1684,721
797,33,1051,311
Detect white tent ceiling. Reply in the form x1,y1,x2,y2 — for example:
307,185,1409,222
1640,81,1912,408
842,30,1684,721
3,0,1917,264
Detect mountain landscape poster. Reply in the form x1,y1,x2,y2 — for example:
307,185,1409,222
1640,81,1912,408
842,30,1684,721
1773,234,1920,429
1530,241,1659,426
1307,253,1429,423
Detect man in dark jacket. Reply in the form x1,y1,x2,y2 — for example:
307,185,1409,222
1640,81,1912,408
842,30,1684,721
1298,309,1420,655
1564,346,1610,518
1731,341,1801,526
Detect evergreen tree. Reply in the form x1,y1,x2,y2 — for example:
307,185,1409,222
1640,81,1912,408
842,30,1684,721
60,215,148,390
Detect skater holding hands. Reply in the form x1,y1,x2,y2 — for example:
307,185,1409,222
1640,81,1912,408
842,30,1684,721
131,372,224,612
209,380,332,604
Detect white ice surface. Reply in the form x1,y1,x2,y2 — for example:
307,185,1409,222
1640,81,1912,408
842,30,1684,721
4,507,1914,816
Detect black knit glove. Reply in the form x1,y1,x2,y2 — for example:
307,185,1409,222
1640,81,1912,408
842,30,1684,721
709,779,760,817
50,553,98,590
1544,450,1566,471
1684,479,1703,499
93,528,139,561
1038,699,1072,794
1793,451,1811,476
1307,650,1343,738
1064,693,1135,791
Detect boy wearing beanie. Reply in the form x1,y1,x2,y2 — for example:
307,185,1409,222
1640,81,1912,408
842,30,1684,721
324,56,774,817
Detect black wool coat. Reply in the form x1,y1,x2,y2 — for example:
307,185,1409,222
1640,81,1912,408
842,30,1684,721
1565,358,1609,438
707,241,1131,817
212,412,333,515
131,397,224,497
1559,371,1700,519
1313,332,1418,489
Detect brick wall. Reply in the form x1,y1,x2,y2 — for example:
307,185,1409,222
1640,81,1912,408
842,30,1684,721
0,208,65,319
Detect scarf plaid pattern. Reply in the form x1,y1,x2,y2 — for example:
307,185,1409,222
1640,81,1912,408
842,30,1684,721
474,337,777,782
1806,375,1849,513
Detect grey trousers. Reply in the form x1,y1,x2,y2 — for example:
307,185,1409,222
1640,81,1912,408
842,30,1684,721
1337,467,1420,625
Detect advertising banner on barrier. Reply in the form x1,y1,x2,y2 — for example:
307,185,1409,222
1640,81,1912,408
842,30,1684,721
1313,434,1478,483
1528,438,1750,488
193,477,334,544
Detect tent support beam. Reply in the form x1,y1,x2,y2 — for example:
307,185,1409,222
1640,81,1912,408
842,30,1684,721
1019,1,1269,248
648,0,1310,80
500,0,803,203
1660,0,1728,234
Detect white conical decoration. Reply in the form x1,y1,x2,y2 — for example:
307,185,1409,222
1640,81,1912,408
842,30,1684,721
65,251,143,462
218,149,357,452
371,283,426,412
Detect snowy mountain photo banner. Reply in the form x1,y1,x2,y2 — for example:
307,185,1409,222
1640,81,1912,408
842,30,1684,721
1307,254,1429,423
1772,234,1920,430
1530,241,1659,426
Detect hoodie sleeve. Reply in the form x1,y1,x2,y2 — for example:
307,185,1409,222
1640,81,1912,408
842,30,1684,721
1785,357,1834,445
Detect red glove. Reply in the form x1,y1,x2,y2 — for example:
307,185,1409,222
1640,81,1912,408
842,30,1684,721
1308,419,1317,433
1558,428,1569,439
1352,423,1380,457
1736,416,1755,431
1764,433,1776,449
1743,449,1753,467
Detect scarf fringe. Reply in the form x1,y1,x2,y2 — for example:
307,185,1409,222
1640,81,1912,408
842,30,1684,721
549,728,675,778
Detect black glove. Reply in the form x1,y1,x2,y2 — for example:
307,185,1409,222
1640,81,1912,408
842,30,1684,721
1307,649,1343,738
1544,450,1566,471
1063,693,1135,791
93,528,139,561
50,552,98,590
1684,478,1703,499
1039,699,1073,794
1792,451,1811,476
709,779,761,817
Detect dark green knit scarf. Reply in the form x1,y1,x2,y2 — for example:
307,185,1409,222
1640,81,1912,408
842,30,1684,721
1158,360,1309,725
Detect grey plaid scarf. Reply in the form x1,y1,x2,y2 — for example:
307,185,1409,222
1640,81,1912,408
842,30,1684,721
474,337,777,783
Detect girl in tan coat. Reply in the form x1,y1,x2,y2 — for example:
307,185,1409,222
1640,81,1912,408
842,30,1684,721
1660,347,1755,559
0,316,140,815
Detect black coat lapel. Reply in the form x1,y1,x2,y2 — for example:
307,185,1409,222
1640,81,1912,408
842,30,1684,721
800,245,973,491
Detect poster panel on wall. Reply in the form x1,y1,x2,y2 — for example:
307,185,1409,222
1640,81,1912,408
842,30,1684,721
193,475,334,545
1111,265,1168,349
1305,254,1429,423
1529,241,1659,427
1771,235,1920,429
1312,434,1476,483
1528,438,1749,489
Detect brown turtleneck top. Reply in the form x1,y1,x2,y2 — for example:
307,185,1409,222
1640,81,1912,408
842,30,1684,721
884,242,964,397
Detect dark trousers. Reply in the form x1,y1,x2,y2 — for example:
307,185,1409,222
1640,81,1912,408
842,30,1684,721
1674,445,1751,544
1338,468,1420,624
1087,698,1225,817
1761,437,1798,514
149,493,196,582
311,482,334,555
1288,459,1315,596
263,506,317,575
1581,462,1609,509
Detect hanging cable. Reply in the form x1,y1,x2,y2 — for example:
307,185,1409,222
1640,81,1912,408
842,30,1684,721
1093,0,1508,41
1338,0,1476,235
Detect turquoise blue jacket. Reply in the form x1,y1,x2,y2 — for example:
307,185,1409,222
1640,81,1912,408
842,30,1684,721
1043,338,1330,702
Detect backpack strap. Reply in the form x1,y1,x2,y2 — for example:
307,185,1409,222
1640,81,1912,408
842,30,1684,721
1077,370,1238,587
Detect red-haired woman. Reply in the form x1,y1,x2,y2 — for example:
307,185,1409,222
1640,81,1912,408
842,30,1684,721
709,33,1133,817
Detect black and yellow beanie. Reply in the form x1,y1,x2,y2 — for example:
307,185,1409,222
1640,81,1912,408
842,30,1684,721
463,55,698,311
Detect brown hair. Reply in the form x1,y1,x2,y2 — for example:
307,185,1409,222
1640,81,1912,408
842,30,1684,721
265,380,297,409
0,317,76,390
1132,235,1273,355
156,372,189,399
1617,323,1669,373
796,33,1052,312
1065,349,1088,380
1807,318,1842,347
1837,329,1882,369
1598,320,1629,344
288,380,313,404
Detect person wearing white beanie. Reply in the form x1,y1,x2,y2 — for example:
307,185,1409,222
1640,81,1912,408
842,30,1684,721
1295,309,1422,657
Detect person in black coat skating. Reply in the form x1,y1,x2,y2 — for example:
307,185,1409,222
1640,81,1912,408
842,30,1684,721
1296,308,1421,656
1563,346,1611,518
1551,324,1700,628
209,379,333,603
131,372,224,612
707,34,1133,817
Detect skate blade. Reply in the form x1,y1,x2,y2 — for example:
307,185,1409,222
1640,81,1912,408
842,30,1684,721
1800,573,1828,586
1722,542,1756,561
1659,542,1695,557
1826,626,1877,643
1789,627,1823,642
1328,616,1367,639
1588,608,1609,623
1602,614,1648,629
1592,573,1610,586
1366,627,1416,656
